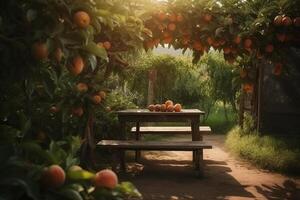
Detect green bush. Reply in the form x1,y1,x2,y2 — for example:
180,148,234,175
226,126,300,174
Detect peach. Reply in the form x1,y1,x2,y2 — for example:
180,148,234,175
166,105,174,112
76,82,88,92
73,11,90,29
72,107,84,117
69,55,84,76
148,104,155,112
160,104,167,112
174,104,182,112
165,100,173,108
32,42,48,60
41,165,65,188
91,95,102,104
154,104,161,112
93,169,118,189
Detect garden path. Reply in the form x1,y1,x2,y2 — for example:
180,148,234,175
123,135,300,200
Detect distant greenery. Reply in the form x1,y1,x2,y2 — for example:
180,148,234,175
226,126,300,175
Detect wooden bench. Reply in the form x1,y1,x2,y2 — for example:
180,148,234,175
97,140,212,177
131,126,212,135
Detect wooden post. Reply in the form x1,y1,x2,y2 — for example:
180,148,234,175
147,69,157,105
257,62,264,132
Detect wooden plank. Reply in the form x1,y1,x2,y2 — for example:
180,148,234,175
97,140,212,151
116,109,205,116
131,126,212,134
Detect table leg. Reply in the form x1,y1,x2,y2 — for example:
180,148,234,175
135,121,141,162
195,149,204,177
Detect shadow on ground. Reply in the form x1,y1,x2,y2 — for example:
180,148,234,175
120,157,254,200
255,180,300,200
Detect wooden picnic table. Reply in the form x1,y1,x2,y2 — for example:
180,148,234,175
116,109,205,141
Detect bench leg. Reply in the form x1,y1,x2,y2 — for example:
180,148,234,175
194,149,204,177
135,122,141,162
119,150,126,172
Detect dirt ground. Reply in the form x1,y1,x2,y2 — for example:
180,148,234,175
120,135,300,200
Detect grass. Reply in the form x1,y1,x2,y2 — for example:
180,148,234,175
204,102,237,134
225,126,300,175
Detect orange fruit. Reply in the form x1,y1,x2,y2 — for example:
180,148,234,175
223,47,231,54
276,33,286,42
54,48,63,62
160,104,167,112
273,15,283,26
98,91,106,99
174,104,182,112
165,100,174,107
154,104,161,112
162,36,173,44
233,36,241,44
282,16,292,26
166,105,174,112
69,55,84,76
91,95,102,104
32,42,48,60
103,41,111,50
73,11,90,28
157,12,167,21
176,14,184,22
168,14,177,22
168,23,176,31
76,82,88,92
240,69,247,78
294,17,300,27
93,169,118,189
193,41,203,51
72,107,84,117
243,83,254,93
203,14,212,22
49,106,59,113
41,165,65,188
148,104,155,112
207,37,214,46
265,44,274,53
273,63,283,76
244,39,252,48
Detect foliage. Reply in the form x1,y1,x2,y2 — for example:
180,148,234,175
0,0,147,199
225,126,300,175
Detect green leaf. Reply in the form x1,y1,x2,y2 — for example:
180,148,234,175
83,42,108,61
59,188,83,200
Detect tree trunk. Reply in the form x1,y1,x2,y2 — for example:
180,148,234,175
147,69,157,105
223,100,228,121
239,88,245,127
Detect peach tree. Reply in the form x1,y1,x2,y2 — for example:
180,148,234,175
0,0,150,199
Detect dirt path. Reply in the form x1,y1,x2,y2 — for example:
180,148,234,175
121,135,300,200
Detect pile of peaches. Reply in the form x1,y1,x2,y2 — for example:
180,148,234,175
148,100,182,112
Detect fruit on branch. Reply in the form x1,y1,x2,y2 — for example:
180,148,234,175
32,42,48,60
73,11,91,29
168,14,177,22
72,107,84,117
98,91,106,99
273,15,283,26
223,47,231,54
174,104,182,112
76,82,88,93
148,104,155,112
276,33,286,42
244,39,252,48
103,41,112,50
49,106,59,113
68,55,85,76
157,12,167,21
273,63,283,76
294,17,300,27
54,48,63,62
93,169,118,189
41,165,66,188
203,14,212,22
233,36,241,44
91,95,102,104
243,83,254,93
176,14,184,22
282,16,292,26
265,44,274,53
168,23,176,31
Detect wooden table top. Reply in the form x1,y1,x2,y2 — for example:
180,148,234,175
116,109,205,116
